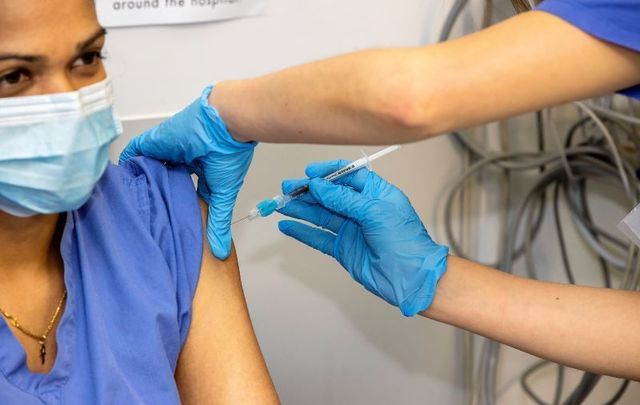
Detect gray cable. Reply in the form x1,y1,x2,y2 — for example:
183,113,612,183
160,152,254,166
586,102,640,126
443,148,615,265
552,364,565,405
562,172,632,252
570,206,626,268
563,156,638,267
520,360,566,405
547,109,576,183
438,0,469,42
574,102,634,202
524,188,545,279
501,162,633,271
620,239,637,290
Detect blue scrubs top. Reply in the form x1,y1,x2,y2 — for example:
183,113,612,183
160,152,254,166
0,157,203,404
536,0,640,99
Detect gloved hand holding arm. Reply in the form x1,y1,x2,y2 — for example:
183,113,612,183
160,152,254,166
120,86,255,260
279,161,640,380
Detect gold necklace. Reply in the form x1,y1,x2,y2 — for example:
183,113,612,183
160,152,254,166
0,290,67,365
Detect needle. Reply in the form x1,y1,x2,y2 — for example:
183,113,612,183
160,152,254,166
232,215,250,225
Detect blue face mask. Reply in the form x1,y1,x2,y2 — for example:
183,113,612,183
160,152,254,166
0,78,122,217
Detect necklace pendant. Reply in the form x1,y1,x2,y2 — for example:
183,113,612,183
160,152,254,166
39,342,46,365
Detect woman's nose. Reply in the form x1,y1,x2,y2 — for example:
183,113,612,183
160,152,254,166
39,74,77,94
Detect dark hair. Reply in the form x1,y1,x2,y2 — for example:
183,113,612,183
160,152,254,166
510,0,542,13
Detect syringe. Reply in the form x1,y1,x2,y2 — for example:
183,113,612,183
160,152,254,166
232,145,400,225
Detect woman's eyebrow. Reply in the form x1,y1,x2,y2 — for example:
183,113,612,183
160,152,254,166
77,27,108,52
0,28,107,63
0,54,44,63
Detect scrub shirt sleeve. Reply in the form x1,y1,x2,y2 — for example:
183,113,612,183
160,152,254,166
122,156,204,348
535,0,640,99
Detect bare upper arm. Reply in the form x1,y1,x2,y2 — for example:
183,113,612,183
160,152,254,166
404,10,640,135
175,200,279,404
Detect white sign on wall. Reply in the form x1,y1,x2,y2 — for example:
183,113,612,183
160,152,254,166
96,0,268,28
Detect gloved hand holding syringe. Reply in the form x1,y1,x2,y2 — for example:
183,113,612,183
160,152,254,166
232,145,401,225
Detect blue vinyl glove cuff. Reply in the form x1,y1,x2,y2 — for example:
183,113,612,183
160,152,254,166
198,85,258,154
399,245,449,316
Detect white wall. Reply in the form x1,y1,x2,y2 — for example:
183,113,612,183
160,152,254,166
106,0,450,119
106,1,467,404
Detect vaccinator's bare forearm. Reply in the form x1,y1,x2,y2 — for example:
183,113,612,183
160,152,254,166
211,11,640,145
423,257,640,381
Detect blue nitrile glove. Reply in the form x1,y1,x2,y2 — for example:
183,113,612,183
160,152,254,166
278,160,449,316
119,85,255,260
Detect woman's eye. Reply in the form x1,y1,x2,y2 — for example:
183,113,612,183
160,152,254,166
72,51,105,69
0,69,30,88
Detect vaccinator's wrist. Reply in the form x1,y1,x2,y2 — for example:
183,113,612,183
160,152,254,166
207,80,255,144
399,244,449,317
418,255,476,323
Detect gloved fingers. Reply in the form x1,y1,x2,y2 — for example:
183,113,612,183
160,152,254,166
206,190,238,260
278,220,336,257
305,159,350,177
305,159,368,192
308,178,370,222
119,136,144,164
119,123,190,165
278,200,345,234
282,178,309,194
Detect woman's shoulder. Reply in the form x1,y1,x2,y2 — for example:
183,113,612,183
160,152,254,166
106,156,195,198
99,156,200,227
78,157,203,282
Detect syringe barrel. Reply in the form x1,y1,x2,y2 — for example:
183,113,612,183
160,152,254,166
281,157,369,204
273,194,292,209
324,156,370,182
288,184,310,198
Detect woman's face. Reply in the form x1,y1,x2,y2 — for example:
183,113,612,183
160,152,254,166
0,0,107,98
